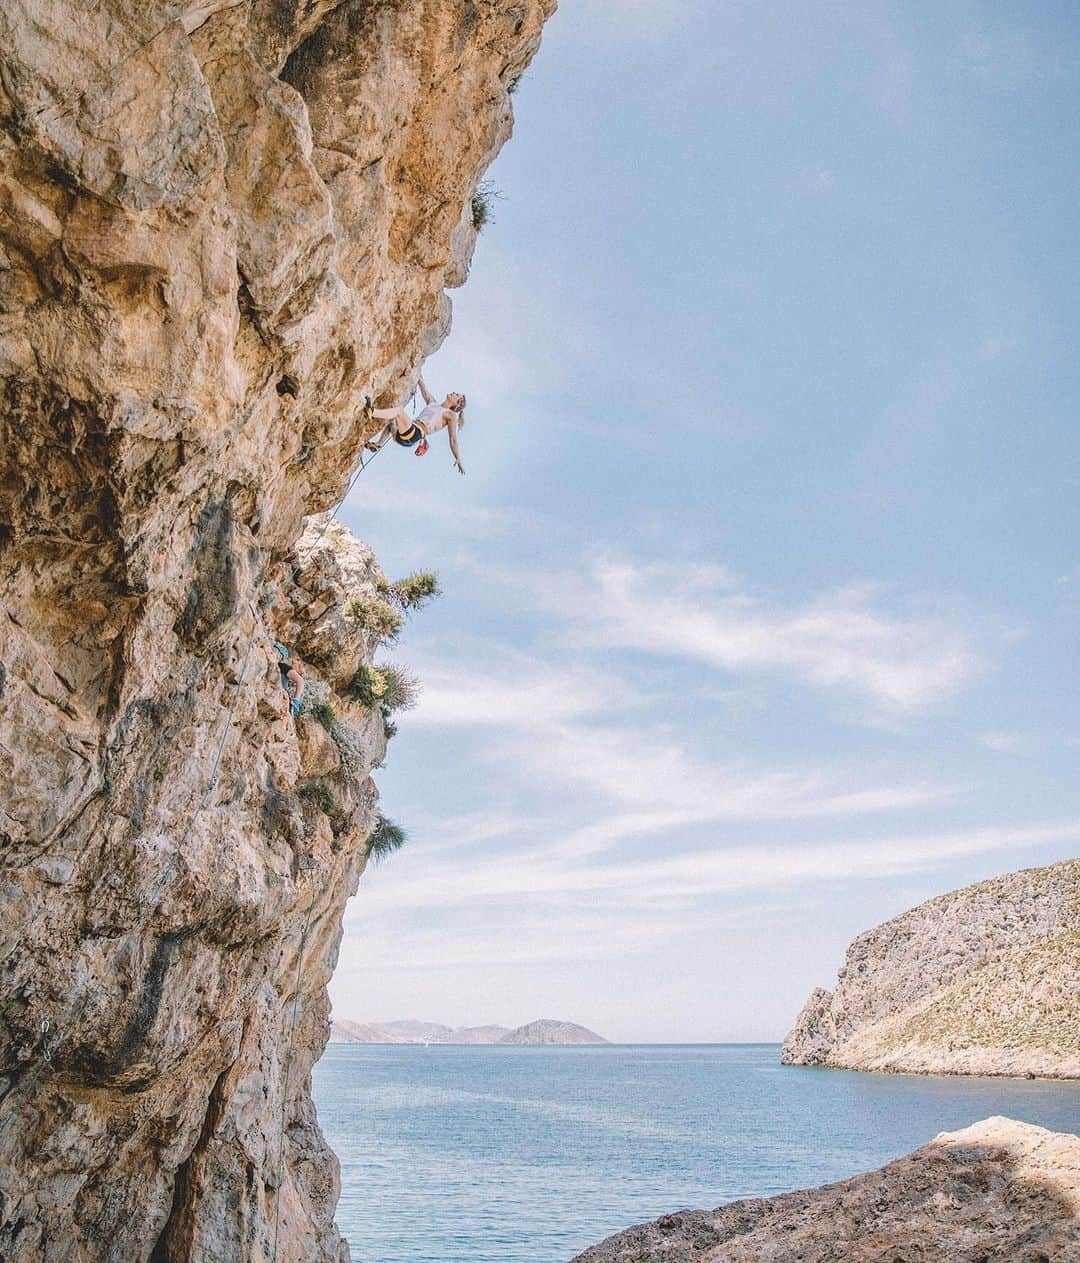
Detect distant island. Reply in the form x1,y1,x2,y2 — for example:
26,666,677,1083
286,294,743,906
329,1017,608,1045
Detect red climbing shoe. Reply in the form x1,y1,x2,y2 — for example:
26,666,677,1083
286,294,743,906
415,438,429,456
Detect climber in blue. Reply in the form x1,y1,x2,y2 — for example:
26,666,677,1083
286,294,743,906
274,642,305,715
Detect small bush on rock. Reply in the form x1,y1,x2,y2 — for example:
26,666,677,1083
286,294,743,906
309,700,337,730
379,664,418,713
349,663,387,708
471,180,500,231
298,780,335,815
368,814,407,863
390,571,440,611
348,594,402,639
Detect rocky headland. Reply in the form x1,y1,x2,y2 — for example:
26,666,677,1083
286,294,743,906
0,1,554,1260
782,859,1080,1078
570,1118,1080,1263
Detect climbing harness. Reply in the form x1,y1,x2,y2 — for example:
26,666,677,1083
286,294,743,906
0,427,386,1147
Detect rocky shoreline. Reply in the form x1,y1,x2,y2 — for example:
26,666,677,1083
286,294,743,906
570,1118,1080,1262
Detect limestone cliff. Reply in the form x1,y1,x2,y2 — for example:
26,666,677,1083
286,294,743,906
782,859,1080,1078
569,1118,1080,1262
0,2,554,1260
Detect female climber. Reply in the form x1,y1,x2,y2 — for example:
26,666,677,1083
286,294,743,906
365,375,467,475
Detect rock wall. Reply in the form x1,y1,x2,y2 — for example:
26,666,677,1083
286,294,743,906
569,1118,1080,1263
0,2,554,1260
782,859,1080,1078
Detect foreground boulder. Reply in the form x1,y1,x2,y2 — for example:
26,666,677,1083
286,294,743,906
570,1118,1080,1262
782,859,1080,1078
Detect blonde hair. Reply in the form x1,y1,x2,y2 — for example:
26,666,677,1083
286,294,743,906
448,392,466,426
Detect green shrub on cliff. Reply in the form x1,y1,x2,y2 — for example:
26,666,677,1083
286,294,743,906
368,814,407,862
348,594,402,639
348,663,386,707
378,664,418,713
471,181,500,231
298,780,335,815
348,662,418,713
390,570,440,611
308,699,337,730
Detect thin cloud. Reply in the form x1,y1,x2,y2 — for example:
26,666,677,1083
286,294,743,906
353,817,1080,919
563,560,982,711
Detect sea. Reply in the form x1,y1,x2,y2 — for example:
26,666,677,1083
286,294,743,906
312,1043,1080,1263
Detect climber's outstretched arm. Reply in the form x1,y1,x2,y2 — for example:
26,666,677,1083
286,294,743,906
417,374,435,405
371,406,406,422
447,415,464,475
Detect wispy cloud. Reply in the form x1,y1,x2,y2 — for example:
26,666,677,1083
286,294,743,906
353,817,1080,929
535,559,984,711
405,642,954,835
410,651,622,729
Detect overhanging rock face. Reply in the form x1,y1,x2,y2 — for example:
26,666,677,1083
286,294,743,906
0,2,555,1259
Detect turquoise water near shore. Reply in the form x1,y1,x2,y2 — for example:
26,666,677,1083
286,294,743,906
313,1043,1080,1263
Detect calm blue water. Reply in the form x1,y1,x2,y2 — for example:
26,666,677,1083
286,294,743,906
312,1044,1080,1263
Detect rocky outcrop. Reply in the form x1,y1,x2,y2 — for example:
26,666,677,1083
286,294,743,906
500,1019,607,1044
0,2,554,1261
570,1118,1080,1263
781,860,1080,1078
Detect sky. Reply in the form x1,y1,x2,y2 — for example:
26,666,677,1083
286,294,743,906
331,1,1080,1042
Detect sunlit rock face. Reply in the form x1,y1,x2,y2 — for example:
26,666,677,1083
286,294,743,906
782,859,1080,1079
571,1119,1080,1263
0,1,554,1259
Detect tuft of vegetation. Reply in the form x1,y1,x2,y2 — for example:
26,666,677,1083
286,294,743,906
471,180,501,232
374,573,391,597
348,663,418,714
383,717,398,742
308,699,337,730
389,570,441,612
349,663,387,708
368,814,407,863
507,71,525,95
348,594,402,640
298,780,335,815
378,664,418,714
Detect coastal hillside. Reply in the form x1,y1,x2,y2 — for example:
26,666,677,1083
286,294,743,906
570,1118,1080,1262
782,859,1080,1078
329,1019,512,1044
500,1020,607,1044
327,1018,606,1044
0,2,554,1260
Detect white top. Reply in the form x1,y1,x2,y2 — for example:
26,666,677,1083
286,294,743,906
417,402,457,432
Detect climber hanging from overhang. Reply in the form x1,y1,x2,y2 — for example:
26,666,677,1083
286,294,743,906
364,374,467,475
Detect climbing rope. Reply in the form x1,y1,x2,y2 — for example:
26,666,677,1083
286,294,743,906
0,417,386,1144
269,867,318,1263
